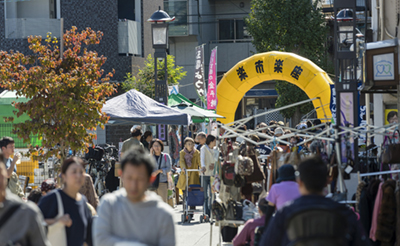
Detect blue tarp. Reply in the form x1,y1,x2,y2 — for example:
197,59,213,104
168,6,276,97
102,89,191,125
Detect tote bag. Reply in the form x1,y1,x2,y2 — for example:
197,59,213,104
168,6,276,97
47,190,67,246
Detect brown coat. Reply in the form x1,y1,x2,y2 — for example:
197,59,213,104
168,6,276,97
375,179,396,245
176,149,201,190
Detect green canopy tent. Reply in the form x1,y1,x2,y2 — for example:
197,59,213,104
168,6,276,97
0,90,41,147
170,102,225,123
168,93,225,123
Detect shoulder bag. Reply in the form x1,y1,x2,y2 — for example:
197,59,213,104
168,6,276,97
225,199,243,221
381,130,400,164
150,154,166,190
47,190,67,246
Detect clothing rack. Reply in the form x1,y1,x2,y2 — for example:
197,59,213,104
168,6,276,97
359,169,400,177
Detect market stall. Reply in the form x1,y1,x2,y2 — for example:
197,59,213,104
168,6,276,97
102,89,191,125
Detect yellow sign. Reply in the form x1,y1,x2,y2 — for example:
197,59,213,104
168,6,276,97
385,109,398,125
216,51,333,124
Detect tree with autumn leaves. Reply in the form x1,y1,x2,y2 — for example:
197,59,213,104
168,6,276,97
0,27,116,163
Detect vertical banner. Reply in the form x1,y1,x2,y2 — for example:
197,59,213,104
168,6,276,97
207,47,217,109
194,45,206,104
340,92,355,163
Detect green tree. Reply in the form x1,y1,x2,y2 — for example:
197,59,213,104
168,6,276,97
0,27,116,164
122,54,186,98
245,0,329,121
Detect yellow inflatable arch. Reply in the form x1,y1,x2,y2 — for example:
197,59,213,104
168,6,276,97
216,51,333,124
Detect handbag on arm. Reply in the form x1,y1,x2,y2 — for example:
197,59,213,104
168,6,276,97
47,190,67,246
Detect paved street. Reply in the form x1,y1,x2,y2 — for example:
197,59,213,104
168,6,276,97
172,205,220,246
172,205,242,246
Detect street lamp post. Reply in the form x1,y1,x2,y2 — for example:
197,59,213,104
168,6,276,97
148,7,175,141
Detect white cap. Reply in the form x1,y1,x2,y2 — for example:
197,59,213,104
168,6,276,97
131,125,141,133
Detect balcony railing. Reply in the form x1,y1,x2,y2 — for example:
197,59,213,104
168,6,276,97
118,20,142,56
5,18,61,39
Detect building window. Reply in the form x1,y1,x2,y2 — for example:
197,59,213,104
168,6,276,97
164,0,188,36
218,19,251,41
118,0,135,21
4,0,61,39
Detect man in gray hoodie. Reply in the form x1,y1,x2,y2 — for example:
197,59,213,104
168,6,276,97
94,146,176,246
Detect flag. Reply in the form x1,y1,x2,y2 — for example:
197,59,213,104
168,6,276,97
207,47,217,109
193,45,206,104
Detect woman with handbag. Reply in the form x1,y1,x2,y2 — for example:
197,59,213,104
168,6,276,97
38,157,93,246
150,139,172,203
176,138,201,209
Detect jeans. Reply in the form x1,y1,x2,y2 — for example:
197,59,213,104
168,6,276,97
202,175,211,217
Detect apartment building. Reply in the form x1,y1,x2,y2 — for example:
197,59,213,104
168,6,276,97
0,0,162,82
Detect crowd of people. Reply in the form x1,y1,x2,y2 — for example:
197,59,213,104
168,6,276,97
0,134,175,246
0,117,371,246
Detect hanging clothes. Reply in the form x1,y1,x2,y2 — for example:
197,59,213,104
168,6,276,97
375,180,397,246
396,182,400,246
359,179,381,246
355,181,366,213
370,182,384,242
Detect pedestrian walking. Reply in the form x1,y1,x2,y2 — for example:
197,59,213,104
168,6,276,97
200,134,217,217
121,125,144,157
79,172,99,210
28,188,43,204
264,164,301,226
176,137,201,209
0,152,50,246
141,130,153,150
38,157,93,246
0,137,24,197
150,138,172,203
196,132,207,151
41,178,57,195
93,146,176,246
260,156,368,245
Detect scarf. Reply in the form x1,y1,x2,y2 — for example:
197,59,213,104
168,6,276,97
184,148,195,168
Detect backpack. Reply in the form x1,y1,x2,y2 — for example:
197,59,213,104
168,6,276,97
221,160,235,186
212,199,226,221
234,174,246,188
236,154,254,176
285,207,348,246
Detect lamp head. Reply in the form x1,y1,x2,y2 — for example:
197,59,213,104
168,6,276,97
147,6,175,23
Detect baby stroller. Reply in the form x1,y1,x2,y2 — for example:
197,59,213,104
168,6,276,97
181,169,210,223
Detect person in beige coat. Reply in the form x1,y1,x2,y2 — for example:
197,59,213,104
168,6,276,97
177,138,201,209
